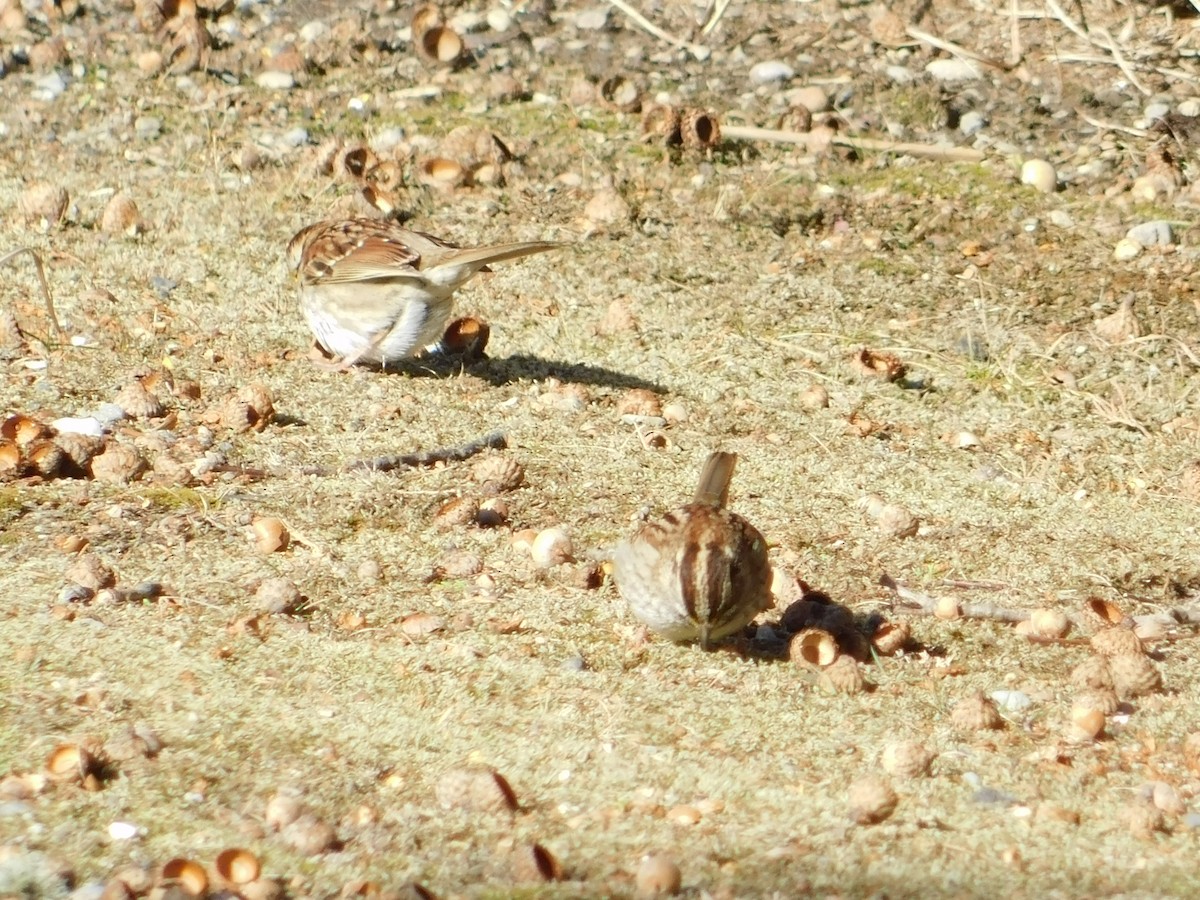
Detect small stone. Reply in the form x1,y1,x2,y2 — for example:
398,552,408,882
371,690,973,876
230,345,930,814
1112,238,1143,261
749,60,794,85
959,110,986,135
1125,220,1174,247
255,578,300,614
134,116,162,139
925,58,983,81
256,70,295,90
635,853,681,897
1020,159,1057,193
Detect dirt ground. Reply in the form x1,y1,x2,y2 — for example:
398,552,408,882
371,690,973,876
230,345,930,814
3,0,1200,896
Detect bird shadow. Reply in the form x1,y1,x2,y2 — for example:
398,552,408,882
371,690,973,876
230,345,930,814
371,352,668,393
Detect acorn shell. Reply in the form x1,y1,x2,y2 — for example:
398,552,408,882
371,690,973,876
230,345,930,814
89,442,147,484
680,108,721,150
847,776,897,825
417,157,468,189
1073,687,1119,716
115,380,165,419
818,655,865,694
599,74,641,113
789,628,838,669
0,440,20,479
1109,653,1162,699
1028,608,1070,638
471,455,524,493
214,848,261,885
160,858,208,896
641,105,681,144
950,693,1003,731
880,740,935,779
435,767,518,814
1070,655,1114,691
634,854,681,897
871,619,910,655
2,413,51,446
45,742,98,782
511,842,564,882
1090,626,1144,657
416,24,464,65
100,193,142,236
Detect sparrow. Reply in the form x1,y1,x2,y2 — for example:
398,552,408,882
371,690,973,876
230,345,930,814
286,217,561,369
613,452,773,649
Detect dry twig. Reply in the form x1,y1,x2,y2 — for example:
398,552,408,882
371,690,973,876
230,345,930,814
603,0,711,60
721,124,986,162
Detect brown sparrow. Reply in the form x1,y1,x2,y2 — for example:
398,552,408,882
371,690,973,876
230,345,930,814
613,452,773,649
286,218,561,369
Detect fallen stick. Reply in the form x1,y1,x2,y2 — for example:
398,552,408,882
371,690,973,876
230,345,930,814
218,431,507,480
720,124,986,162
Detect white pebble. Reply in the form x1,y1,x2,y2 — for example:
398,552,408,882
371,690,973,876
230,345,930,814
925,58,983,82
255,70,295,90
1112,238,1143,261
886,65,915,84
1125,220,1174,247
298,20,329,42
573,8,609,29
52,416,106,437
107,821,142,840
990,690,1031,712
486,8,512,31
749,60,794,85
1143,102,1170,124
959,110,985,136
790,85,829,113
1020,159,1057,193
1178,98,1200,117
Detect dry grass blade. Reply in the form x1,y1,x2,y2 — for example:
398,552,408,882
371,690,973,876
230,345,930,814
0,246,65,342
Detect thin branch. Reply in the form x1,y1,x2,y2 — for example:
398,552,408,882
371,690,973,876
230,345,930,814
603,0,711,60
721,124,986,162
699,0,731,37
906,26,1012,71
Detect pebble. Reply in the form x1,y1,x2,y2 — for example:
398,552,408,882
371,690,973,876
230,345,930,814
1048,209,1075,228
32,71,68,100
790,85,829,113
573,8,609,29
298,20,329,42
1142,101,1170,124
959,110,985,136
280,127,310,148
886,65,915,84
486,8,512,31
1125,220,1174,247
1178,98,1200,117
52,416,106,436
1112,238,1143,261
134,115,161,139
150,275,177,297
925,58,983,82
94,403,128,426
256,70,295,90
990,690,1031,712
1020,159,1057,193
749,60,794,85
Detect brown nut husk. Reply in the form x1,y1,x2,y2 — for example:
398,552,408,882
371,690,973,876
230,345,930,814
160,858,208,896
1091,626,1144,657
435,767,518,814
789,628,838,669
680,108,721,150
951,692,1003,731
847,775,897,825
